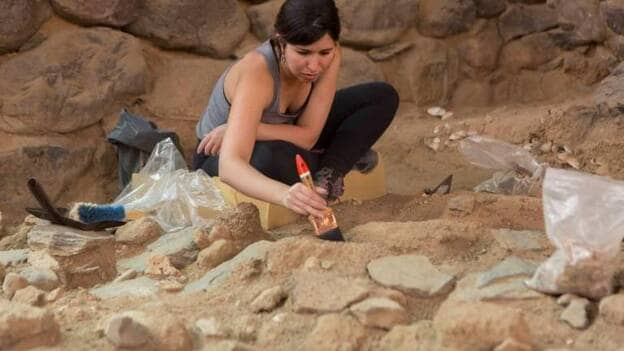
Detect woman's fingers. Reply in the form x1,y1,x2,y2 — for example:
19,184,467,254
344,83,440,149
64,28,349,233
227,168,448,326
284,183,328,218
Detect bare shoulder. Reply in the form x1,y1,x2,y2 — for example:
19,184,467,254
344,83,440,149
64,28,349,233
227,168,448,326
226,50,273,103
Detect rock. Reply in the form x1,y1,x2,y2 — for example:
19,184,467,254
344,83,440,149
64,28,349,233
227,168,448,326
50,0,139,27
2,272,28,298
158,279,184,292
418,0,477,38
115,217,163,245
0,300,60,349
46,287,63,303
338,48,386,89
208,203,271,247
0,249,29,267
494,338,533,351
250,285,287,313
0,0,51,52
560,298,590,329
458,20,502,70
90,276,159,300
446,195,475,214
19,267,59,291
145,254,181,278
474,0,507,18
493,229,546,251
0,264,4,282
246,0,282,41
125,226,199,271
184,240,273,294
599,293,624,324
367,255,455,297
378,34,458,105
500,32,560,71
477,257,538,288
498,4,558,42
299,313,366,351
0,27,150,134
197,239,239,270
605,0,624,35
193,226,212,250
452,273,542,302
27,225,116,288
196,317,226,338
557,293,577,306
113,269,137,283
12,285,46,306
349,297,409,329
106,310,192,351
368,42,414,62
378,321,438,351
105,312,150,348
126,0,249,58
434,300,533,350
337,0,418,47
292,271,369,313
548,0,606,48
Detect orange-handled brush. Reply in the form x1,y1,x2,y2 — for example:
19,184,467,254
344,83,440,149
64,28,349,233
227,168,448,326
296,154,344,241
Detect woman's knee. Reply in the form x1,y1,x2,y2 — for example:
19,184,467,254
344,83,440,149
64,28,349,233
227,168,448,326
373,81,399,113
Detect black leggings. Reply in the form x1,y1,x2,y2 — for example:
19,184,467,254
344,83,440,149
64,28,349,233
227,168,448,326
192,81,399,185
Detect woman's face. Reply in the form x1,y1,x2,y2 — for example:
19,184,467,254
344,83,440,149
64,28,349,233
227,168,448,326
282,34,336,82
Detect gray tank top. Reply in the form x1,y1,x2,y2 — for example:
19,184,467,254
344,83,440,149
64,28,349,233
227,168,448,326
196,40,312,139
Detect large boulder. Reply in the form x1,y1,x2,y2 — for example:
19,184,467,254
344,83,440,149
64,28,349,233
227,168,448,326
125,0,249,58
378,34,459,105
50,0,140,27
473,0,507,18
604,0,624,35
418,0,477,38
498,4,558,42
247,0,282,41
500,32,560,71
0,0,51,53
457,20,502,70
0,27,150,134
0,128,117,227
548,0,606,48
337,0,418,47
338,48,386,89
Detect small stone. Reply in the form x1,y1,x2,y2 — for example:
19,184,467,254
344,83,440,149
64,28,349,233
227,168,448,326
476,257,537,288
599,293,624,324
425,137,441,152
105,313,150,348
12,285,46,306
560,298,590,329
113,269,137,283
115,217,163,244
540,141,553,153
193,226,212,250
557,293,577,307
427,107,447,117
196,239,238,270
447,195,475,214
303,257,321,271
449,130,468,141
158,279,184,292
320,260,334,270
46,288,64,303
250,286,287,313
494,337,533,351
2,272,28,298
441,112,454,120
195,317,225,338
349,297,409,330
145,254,180,278
19,267,59,291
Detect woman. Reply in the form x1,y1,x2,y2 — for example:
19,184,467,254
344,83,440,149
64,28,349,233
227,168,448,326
193,0,398,219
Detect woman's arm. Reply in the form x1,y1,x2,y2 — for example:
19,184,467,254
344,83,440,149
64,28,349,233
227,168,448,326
256,45,342,150
219,56,328,217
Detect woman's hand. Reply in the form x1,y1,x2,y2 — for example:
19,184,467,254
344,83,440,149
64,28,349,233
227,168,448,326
197,124,227,156
281,183,329,218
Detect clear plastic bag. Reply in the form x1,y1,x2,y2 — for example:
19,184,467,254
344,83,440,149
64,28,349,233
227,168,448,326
526,168,624,299
458,135,545,195
113,138,229,232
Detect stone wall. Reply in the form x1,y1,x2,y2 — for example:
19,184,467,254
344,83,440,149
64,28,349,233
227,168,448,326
0,0,623,225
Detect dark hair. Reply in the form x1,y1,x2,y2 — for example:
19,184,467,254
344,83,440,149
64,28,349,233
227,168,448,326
273,0,341,45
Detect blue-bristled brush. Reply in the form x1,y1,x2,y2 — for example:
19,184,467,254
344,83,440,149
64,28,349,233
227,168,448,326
69,202,143,224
